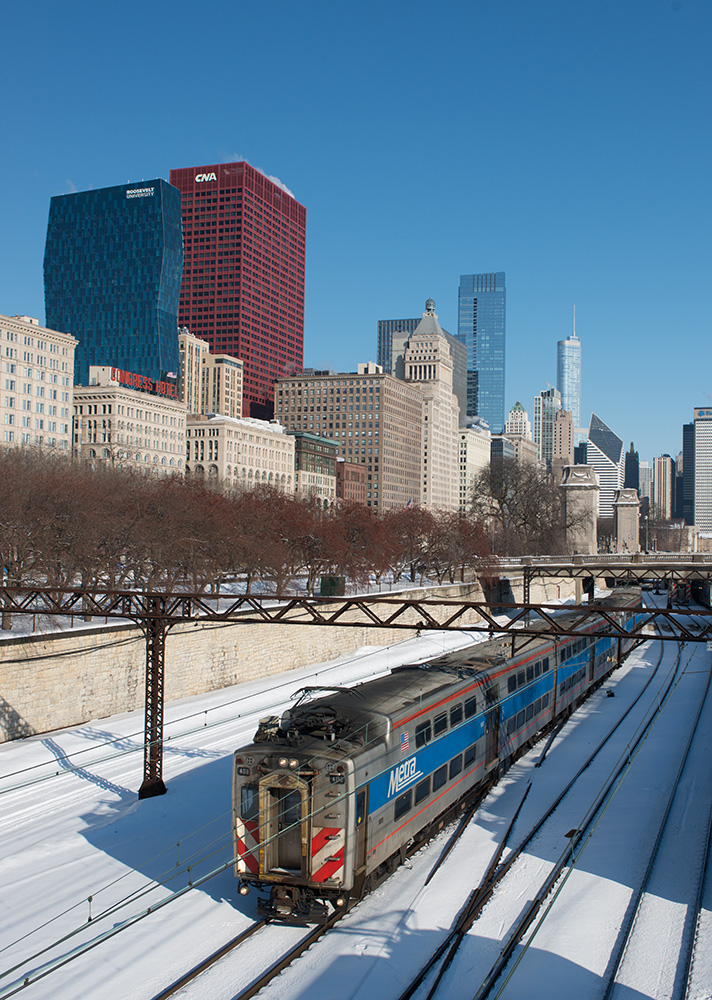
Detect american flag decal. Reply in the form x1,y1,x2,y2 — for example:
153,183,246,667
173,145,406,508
401,731,409,753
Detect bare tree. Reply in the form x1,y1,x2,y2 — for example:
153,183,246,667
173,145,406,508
470,459,576,556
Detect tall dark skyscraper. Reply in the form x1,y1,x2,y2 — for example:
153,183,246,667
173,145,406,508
44,180,183,386
682,422,695,524
457,272,506,433
169,161,306,420
624,442,640,491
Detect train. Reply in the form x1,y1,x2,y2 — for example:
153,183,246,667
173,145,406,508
232,588,644,922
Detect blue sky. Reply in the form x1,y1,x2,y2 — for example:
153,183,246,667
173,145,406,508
2,0,709,465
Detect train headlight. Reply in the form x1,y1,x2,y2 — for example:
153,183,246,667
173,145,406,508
289,758,299,769
239,884,250,896
278,757,289,768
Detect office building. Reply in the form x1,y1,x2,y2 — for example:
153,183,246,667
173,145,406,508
551,409,574,478
74,366,186,473
169,161,306,421
652,454,676,522
402,300,459,510
586,413,625,518
186,413,294,492
639,461,652,501
377,301,467,422
178,328,243,418
44,180,183,387
557,313,582,441
274,363,424,509
458,421,491,512
694,408,712,530
336,458,368,505
681,424,695,524
533,387,562,465
624,443,640,492
457,272,506,432
291,432,337,505
504,401,532,440
491,436,516,464
1,314,76,451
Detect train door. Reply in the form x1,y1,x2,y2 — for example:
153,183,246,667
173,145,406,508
355,787,368,871
259,775,308,875
485,687,500,767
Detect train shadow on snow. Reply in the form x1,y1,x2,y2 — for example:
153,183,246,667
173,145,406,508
77,751,256,914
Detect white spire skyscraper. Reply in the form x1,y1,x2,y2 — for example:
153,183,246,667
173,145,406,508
557,307,582,443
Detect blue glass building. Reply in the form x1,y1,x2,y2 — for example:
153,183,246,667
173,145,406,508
457,272,506,433
44,180,183,386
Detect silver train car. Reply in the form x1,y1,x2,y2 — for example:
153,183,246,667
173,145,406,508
233,589,643,921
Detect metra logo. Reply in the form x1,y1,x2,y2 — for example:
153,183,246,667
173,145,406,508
195,172,217,183
387,757,423,798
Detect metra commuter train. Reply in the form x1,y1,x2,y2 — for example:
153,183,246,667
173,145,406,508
233,589,643,921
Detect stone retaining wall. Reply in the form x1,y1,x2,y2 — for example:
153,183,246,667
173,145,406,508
0,576,577,742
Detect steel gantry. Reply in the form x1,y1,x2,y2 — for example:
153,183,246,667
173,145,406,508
1,584,710,798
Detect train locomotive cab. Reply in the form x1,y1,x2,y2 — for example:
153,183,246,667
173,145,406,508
233,689,369,923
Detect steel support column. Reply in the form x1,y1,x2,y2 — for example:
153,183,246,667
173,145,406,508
138,597,168,799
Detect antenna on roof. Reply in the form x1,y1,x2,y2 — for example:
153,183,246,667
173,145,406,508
573,304,576,337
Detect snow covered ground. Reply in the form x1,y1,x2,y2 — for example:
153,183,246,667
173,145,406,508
1,600,710,1000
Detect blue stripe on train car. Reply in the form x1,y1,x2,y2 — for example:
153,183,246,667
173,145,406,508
367,715,486,813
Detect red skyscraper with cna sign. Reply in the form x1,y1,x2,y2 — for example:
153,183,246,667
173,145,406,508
169,161,306,420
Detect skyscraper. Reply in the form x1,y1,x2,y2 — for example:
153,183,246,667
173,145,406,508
377,303,467,422
557,311,581,441
682,422,695,524
169,161,306,420
587,413,625,518
652,454,676,521
457,272,506,432
44,180,183,387
533,386,562,465
694,408,712,530
624,442,640,492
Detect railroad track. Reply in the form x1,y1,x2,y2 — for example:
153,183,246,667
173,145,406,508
395,622,683,1000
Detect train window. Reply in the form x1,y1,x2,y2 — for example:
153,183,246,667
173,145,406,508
465,696,477,719
433,764,448,791
534,662,541,677
240,785,259,822
415,777,430,804
508,675,517,693
464,743,477,766
542,657,550,672
507,717,516,735
526,704,534,721
542,693,550,708
526,665,534,683
517,709,525,728
535,698,542,714
449,755,463,779
517,671,525,688
394,790,412,820
560,682,566,696
450,704,463,727
434,714,448,737
415,721,432,747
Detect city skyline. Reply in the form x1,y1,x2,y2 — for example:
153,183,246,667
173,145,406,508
1,0,709,465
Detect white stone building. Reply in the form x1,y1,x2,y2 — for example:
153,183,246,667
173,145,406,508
74,366,186,474
1,314,76,452
403,300,460,510
186,414,294,492
458,421,492,511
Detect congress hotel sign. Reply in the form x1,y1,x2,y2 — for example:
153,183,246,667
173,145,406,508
110,368,178,399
